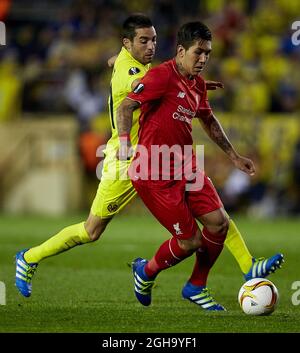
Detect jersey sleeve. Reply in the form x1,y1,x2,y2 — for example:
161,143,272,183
114,61,147,94
124,67,148,93
197,81,213,119
127,64,170,104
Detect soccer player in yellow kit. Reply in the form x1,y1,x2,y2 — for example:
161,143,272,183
15,14,283,299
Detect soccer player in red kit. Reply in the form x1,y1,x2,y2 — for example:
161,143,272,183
117,22,256,310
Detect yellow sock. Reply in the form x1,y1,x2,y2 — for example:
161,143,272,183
224,218,253,273
24,222,91,263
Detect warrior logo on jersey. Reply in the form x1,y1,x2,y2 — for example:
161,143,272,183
129,67,140,75
133,83,144,94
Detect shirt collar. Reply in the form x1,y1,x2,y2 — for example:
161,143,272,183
121,47,149,68
171,58,197,88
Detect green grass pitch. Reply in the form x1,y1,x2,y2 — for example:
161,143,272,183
0,212,300,333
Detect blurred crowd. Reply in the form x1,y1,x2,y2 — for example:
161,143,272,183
0,0,300,215
1,0,299,118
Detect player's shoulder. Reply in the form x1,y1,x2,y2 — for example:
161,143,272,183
115,48,146,74
195,74,206,86
158,59,174,72
195,74,207,92
145,60,172,78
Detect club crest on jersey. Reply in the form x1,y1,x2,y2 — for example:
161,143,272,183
107,203,119,213
173,222,183,235
133,83,144,94
129,67,140,75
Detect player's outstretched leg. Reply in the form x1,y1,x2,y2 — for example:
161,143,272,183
14,217,110,297
182,282,226,311
132,257,155,306
244,253,284,281
15,249,38,297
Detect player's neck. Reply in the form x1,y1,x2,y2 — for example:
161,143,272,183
175,58,194,80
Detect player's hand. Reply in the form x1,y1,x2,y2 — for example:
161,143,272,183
205,80,224,90
116,141,134,161
232,155,256,176
107,55,118,68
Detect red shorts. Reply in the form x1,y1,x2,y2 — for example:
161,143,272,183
132,175,223,240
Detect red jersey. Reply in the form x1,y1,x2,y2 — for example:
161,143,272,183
127,59,212,185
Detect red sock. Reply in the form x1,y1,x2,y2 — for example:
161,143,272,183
188,227,225,286
144,237,191,278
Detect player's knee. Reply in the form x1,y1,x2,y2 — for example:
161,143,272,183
178,229,202,252
85,216,111,242
219,217,229,237
206,216,229,237
205,217,229,245
86,228,102,242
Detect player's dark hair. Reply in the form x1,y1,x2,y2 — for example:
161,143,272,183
122,14,153,41
177,21,212,49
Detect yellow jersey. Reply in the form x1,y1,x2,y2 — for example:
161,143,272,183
91,48,151,217
105,47,151,156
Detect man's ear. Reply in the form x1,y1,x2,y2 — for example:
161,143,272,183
123,38,131,50
177,45,185,58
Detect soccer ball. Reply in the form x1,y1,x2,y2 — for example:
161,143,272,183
238,278,279,315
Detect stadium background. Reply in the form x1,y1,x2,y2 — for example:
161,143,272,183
0,0,300,217
0,0,300,334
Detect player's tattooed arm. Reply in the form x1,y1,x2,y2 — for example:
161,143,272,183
198,113,236,157
198,113,255,175
116,98,140,160
117,98,140,136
